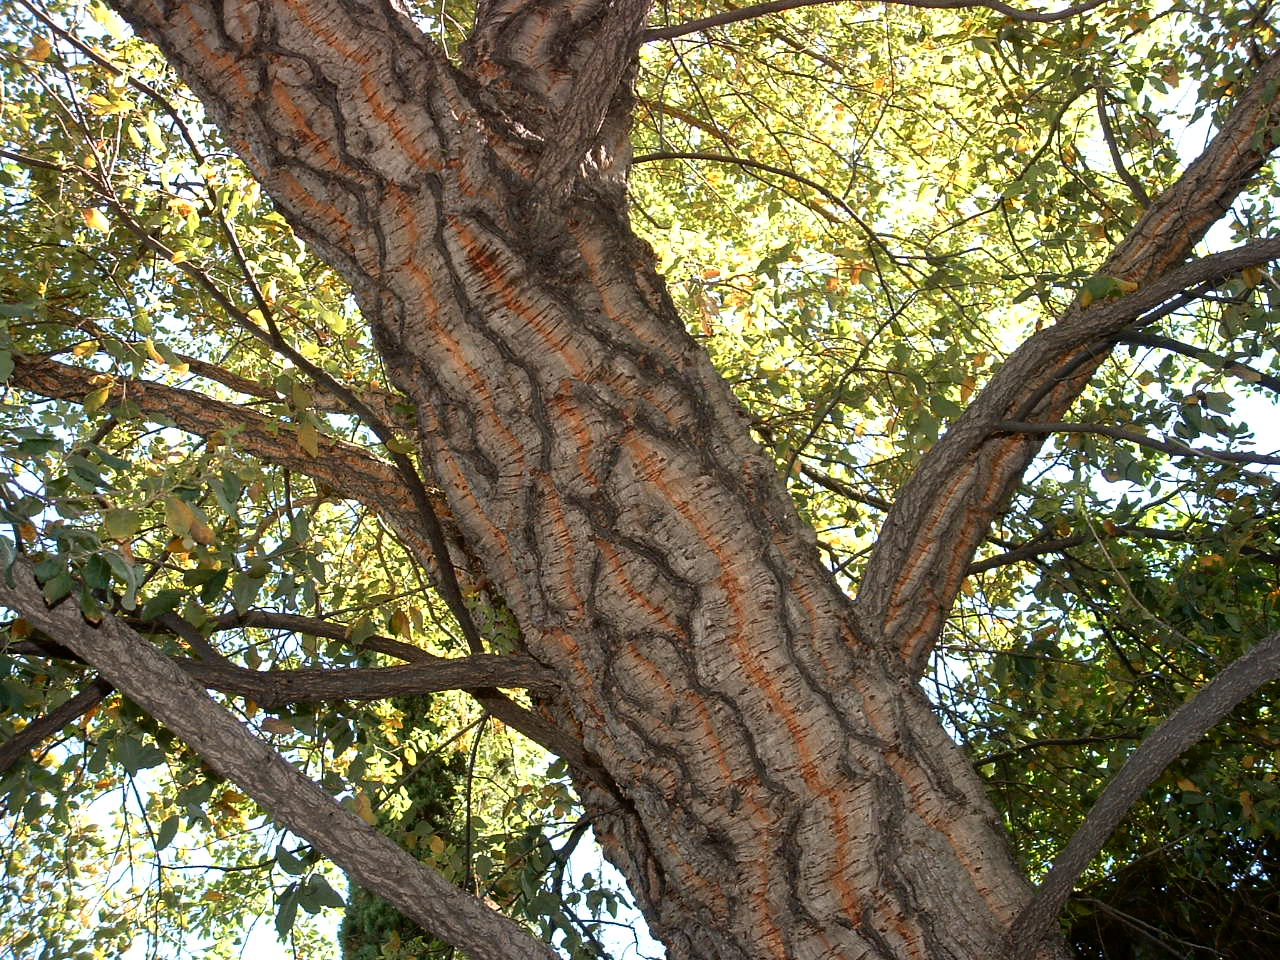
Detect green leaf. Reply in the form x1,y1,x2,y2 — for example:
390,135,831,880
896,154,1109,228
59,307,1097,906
231,574,265,614
104,551,138,609
83,384,112,413
0,301,38,318
42,569,73,605
297,422,319,458
274,882,301,938
115,735,164,774
83,553,111,590
164,496,195,537
141,588,185,620
155,815,179,851
103,508,142,540
275,846,307,876
297,874,344,913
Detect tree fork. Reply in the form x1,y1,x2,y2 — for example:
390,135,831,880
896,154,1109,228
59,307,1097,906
87,1,1280,957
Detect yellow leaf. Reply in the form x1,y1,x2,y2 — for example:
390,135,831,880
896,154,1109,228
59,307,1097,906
83,384,112,413
143,338,165,364
188,517,216,546
1176,777,1201,793
201,891,224,902
72,339,99,358
1115,278,1139,294
261,717,295,735
1243,265,1264,289
81,208,111,233
390,608,411,638
168,250,188,264
298,422,319,458
164,495,196,537
354,791,378,826
25,36,52,61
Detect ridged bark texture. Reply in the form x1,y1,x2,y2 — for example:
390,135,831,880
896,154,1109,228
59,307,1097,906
104,2,1066,957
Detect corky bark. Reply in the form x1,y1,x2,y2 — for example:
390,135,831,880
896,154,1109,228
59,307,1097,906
91,2,1049,957
83,1,1277,957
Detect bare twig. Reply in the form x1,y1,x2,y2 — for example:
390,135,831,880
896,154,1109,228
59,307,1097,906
643,0,1112,42
994,419,1280,466
1095,86,1151,207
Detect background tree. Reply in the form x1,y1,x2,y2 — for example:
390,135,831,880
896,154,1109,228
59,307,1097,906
1,1,1279,958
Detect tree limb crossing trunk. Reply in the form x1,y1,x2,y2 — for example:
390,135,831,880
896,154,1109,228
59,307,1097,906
102,1,1069,956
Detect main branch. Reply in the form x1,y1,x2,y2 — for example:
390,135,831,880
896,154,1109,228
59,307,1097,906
860,55,1280,675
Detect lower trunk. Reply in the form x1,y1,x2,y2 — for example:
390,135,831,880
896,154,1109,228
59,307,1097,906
369,195,1064,958
565,653,1059,960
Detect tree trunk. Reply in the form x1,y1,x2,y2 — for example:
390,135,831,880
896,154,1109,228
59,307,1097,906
89,2,1277,958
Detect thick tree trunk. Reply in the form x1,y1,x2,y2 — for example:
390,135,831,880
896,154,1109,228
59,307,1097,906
3,1,1272,955
95,2,1075,957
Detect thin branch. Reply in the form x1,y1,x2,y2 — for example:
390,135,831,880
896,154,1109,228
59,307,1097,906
203,610,609,783
1011,629,1280,958
995,419,1280,466
633,149,850,222
0,676,114,774
858,49,1280,674
643,0,1112,42
7,632,557,707
1119,330,1280,395
798,463,893,512
965,522,1204,575
1072,898,1209,958
975,731,1140,767
8,355,448,567
180,655,558,708
1,40,482,663
0,558,556,960
1095,86,1151,207
74,166,488,660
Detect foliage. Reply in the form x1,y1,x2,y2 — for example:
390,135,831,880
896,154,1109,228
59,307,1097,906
0,0,1278,957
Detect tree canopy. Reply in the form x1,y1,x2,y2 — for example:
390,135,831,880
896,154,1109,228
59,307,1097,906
1,1,1279,958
